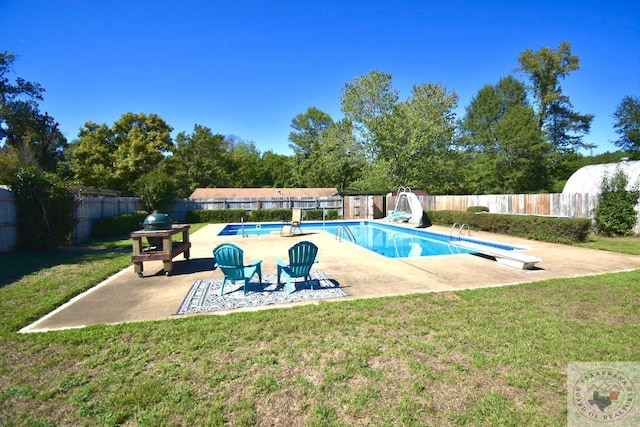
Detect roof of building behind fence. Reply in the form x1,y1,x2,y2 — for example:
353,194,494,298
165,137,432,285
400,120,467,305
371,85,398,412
189,188,339,199
562,160,640,195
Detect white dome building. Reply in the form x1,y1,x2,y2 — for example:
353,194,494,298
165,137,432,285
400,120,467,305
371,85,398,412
563,160,640,233
562,160,640,196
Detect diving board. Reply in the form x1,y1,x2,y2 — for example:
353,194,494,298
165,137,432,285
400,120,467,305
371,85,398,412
451,240,542,270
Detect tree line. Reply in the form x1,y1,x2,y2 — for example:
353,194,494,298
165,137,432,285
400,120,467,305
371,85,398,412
1,42,639,201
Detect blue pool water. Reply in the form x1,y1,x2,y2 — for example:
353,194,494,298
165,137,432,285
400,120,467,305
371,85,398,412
218,221,520,259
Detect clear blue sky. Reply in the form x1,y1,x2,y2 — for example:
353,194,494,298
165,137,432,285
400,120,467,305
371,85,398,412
2,0,639,155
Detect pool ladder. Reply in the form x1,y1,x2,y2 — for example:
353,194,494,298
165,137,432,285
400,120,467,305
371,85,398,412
448,223,470,241
336,225,356,243
240,217,248,237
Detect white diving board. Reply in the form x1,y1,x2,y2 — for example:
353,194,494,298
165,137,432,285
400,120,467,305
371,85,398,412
451,240,542,270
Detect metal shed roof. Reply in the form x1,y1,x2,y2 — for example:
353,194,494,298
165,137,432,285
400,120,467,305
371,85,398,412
189,188,338,199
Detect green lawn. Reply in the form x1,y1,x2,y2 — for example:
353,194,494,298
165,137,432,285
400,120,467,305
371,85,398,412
1,230,639,426
576,233,640,255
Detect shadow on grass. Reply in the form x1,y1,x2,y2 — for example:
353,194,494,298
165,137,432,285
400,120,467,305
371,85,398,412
0,244,131,288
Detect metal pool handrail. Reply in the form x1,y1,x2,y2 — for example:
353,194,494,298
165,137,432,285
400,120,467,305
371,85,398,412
336,225,356,243
448,223,470,240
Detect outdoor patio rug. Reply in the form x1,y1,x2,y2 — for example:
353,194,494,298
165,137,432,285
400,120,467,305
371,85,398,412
176,270,347,315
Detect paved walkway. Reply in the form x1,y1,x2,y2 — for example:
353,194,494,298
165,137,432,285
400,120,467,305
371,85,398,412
21,223,640,332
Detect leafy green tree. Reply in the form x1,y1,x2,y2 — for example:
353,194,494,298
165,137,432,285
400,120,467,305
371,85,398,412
66,122,117,189
165,125,231,197
111,112,173,193
546,150,588,193
340,70,398,161
516,41,594,152
288,107,333,159
459,76,550,193
303,119,365,190
613,95,640,154
287,107,334,187
13,167,76,251
133,170,176,212
0,51,66,175
0,144,22,184
340,72,461,193
228,137,261,187
67,113,173,194
493,105,550,192
255,150,294,188
376,82,459,193
589,150,634,164
350,160,394,191
167,128,294,193
594,167,640,236
459,76,528,147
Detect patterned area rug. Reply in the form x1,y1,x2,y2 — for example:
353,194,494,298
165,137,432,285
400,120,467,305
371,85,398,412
176,270,347,315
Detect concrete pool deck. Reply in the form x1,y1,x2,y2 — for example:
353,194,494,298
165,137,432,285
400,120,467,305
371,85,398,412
21,222,640,332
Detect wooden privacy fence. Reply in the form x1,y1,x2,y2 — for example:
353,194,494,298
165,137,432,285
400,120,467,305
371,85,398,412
0,192,142,252
417,193,598,219
414,193,640,233
0,194,342,252
382,192,602,220
0,188,16,253
1,190,634,252
73,196,142,243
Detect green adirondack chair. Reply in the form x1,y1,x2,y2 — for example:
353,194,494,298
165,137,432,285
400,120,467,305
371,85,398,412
213,243,262,296
276,241,319,294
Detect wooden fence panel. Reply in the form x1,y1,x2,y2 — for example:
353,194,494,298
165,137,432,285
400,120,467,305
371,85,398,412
0,188,17,252
0,193,142,251
72,197,142,243
388,193,599,219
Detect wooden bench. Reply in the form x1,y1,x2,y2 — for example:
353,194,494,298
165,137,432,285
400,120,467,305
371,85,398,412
451,240,541,270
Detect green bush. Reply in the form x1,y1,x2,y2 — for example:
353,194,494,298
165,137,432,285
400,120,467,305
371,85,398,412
13,167,77,251
185,208,341,224
92,211,149,238
185,209,248,223
249,209,291,222
304,209,339,220
426,210,591,244
593,168,640,236
467,206,489,213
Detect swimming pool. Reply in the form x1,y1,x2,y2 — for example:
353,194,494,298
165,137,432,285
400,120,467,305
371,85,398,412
218,221,520,259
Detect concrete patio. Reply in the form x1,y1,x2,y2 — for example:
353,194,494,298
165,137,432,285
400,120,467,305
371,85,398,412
21,222,640,332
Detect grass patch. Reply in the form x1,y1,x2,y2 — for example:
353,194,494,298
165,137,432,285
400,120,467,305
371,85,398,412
576,233,640,255
0,227,639,425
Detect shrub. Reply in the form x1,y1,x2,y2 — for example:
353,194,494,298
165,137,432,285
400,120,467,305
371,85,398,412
593,167,640,236
304,209,339,220
426,210,591,244
249,209,291,222
92,211,149,238
185,209,248,223
13,167,77,251
185,208,341,224
467,206,489,213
